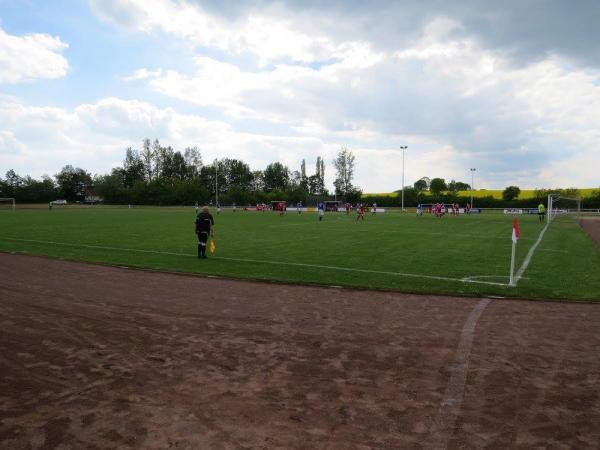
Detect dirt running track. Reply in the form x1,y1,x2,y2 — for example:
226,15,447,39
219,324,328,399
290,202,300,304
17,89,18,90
1,253,599,449
580,216,600,250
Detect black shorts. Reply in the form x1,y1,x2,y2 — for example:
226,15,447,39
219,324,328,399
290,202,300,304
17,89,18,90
197,231,209,243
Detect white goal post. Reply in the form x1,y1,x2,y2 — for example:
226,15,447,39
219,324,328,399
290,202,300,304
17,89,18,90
548,194,581,223
0,198,15,210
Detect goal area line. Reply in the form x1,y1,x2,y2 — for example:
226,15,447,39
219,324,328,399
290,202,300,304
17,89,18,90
1,237,510,287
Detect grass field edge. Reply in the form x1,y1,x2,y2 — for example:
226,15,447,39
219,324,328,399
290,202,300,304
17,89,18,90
2,250,598,304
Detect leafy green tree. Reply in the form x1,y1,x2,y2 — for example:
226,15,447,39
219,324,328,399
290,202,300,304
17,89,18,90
199,162,226,197
4,169,23,189
250,170,264,192
55,165,92,201
502,185,521,201
345,186,363,203
300,159,308,191
151,139,162,179
429,178,447,194
562,187,580,198
309,157,327,195
122,148,146,187
183,146,202,179
157,146,175,180
95,173,128,204
448,180,471,191
413,179,428,191
333,147,358,198
223,159,253,191
289,170,302,189
22,175,57,202
263,162,289,192
141,138,154,181
169,151,188,181
307,174,320,195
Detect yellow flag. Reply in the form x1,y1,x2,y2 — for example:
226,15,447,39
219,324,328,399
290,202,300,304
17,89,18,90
209,238,216,255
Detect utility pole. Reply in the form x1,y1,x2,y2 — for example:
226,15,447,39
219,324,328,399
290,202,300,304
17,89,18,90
470,167,476,208
215,159,219,207
400,146,408,211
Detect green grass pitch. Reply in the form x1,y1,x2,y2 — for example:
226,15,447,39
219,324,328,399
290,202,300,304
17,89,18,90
1,206,598,301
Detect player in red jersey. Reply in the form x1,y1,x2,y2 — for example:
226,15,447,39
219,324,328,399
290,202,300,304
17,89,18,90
356,203,365,221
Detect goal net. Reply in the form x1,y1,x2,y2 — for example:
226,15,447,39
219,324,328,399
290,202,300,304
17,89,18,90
548,195,580,223
0,198,15,210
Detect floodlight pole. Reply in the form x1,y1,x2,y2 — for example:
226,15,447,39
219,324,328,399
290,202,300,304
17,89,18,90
400,146,407,211
470,168,476,208
215,159,219,207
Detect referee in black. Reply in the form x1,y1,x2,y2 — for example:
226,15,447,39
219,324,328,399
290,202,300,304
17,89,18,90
195,206,215,258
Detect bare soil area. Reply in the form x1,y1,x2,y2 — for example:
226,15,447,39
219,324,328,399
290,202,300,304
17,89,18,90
1,253,599,449
580,216,600,250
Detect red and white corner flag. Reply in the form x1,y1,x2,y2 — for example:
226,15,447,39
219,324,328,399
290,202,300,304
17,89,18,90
512,216,520,243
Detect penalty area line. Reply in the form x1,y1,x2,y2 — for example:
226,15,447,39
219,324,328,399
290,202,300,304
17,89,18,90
1,236,508,287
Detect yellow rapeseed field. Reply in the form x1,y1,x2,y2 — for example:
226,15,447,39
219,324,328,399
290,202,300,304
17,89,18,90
364,188,598,199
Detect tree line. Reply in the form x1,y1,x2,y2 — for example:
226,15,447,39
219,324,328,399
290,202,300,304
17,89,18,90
1,140,598,208
0,140,362,206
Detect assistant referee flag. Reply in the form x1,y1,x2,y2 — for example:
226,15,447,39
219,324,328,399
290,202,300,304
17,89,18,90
512,216,520,243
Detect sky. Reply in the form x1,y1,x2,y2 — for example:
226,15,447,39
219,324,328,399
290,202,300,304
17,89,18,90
1,0,599,191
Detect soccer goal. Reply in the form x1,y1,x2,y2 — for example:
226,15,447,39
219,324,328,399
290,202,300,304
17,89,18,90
548,194,581,223
0,198,15,211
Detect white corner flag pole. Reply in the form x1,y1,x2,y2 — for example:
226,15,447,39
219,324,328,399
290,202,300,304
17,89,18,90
509,239,517,286
509,216,520,286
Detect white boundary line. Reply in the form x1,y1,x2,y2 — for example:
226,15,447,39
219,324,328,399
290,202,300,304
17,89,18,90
0,237,509,287
513,221,550,285
426,298,492,448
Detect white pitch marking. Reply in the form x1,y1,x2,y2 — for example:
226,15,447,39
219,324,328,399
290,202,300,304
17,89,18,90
461,275,508,282
514,221,550,285
0,237,508,287
426,298,492,449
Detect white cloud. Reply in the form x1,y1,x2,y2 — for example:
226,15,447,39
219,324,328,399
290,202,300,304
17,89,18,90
112,27,600,189
1,91,599,190
0,27,69,84
90,0,378,66
129,43,385,124
122,68,163,82
0,96,337,183
2,1,600,190
0,130,27,155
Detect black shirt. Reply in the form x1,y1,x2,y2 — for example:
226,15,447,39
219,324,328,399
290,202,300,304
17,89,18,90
195,212,214,233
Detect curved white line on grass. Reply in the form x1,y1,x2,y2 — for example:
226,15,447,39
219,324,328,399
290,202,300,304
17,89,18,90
0,237,508,286
461,275,509,282
538,248,568,253
514,222,550,285
427,298,492,449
